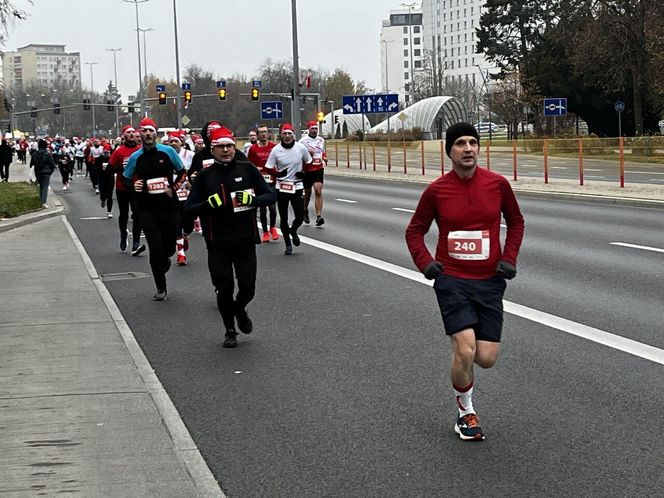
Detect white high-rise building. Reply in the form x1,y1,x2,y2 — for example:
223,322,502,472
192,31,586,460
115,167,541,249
379,6,424,106
421,0,496,89
2,44,81,92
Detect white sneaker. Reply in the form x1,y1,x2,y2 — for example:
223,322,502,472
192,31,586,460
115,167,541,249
42,203,48,208
63,185,68,191
107,212,113,218
95,188,99,194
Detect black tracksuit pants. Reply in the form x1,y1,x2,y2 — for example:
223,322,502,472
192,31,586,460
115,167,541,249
117,189,141,243
208,239,257,333
140,207,180,291
277,189,304,245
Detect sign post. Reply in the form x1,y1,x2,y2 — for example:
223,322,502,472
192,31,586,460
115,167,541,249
260,101,283,121
543,98,567,137
614,99,625,138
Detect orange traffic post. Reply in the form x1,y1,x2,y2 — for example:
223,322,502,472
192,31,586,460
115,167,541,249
372,142,376,171
512,140,518,181
403,141,407,174
440,140,445,174
619,136,625,187
334,141,338,168
543,139,549,184
387,142,392,173
486,142,491,171
346,142,350,168
421,140,425,175
358,142,363,170
578,138,584,186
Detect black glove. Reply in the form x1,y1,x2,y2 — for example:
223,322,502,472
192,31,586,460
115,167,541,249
496,260,517,279
276,169,288,178
423,261,443,280
295,171,305,179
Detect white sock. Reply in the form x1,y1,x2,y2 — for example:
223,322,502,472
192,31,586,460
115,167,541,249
453,382,475,417
176,238,185,256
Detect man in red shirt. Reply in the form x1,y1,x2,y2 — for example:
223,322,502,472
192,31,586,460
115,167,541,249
247,124,278,242
406,122,524,441
109,125,145,255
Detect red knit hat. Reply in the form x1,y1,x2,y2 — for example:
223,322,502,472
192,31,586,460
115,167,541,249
122,125,136,134
308,120,318,129
281,123,294,133
168,130,184,143
139,118,157,132
209,126,235,146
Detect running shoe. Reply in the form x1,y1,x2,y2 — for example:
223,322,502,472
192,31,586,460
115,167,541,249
315,216,325,227
95,188,99,194
176,254,187,266
120,231,128,252
63,184,68,191
303,211,310,224
291,230,300,247
270,226,279,241
152,289,168,301
223,331,238,348
236,309,253,334
284,244,293,255
193,218,202,234
131,243,146,256
107,212,113,219
454,413,485,441
262,232,270,243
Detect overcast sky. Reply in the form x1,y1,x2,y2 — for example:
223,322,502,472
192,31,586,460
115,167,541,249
6,0,403,98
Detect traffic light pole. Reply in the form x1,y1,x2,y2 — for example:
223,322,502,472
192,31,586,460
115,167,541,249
290,0,302,138
172,0,183,128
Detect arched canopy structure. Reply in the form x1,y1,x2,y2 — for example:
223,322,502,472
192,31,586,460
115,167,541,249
320,109,372,139
368,96,466,139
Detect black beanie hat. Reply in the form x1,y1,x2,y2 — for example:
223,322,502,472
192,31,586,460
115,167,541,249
445,122,480,157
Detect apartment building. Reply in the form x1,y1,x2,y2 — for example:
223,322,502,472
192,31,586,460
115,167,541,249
2,44,81,91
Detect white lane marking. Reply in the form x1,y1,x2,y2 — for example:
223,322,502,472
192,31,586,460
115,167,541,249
584,175,607,179
551,166,568,169
297,234,664,366
584,168,603,172
629,171,664,175
80,216,109,220
335,198,357,204
392,208,416,213
611,242,664,254
649,179,664,182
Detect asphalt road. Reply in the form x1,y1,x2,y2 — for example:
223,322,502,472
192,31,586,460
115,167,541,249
328,145,664,185
58,173,664,497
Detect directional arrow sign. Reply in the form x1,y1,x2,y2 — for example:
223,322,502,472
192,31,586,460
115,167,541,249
260,101,283,120
543,98,567,116
343,94,399,114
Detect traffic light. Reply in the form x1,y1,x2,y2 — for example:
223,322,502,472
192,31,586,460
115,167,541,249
317,111,325,122
83,99,91,110
54,103,61,115
218,88,227,101
251,88,260,101
107,100,114,112
127,101,135,113
158,91,167,105
184,90,192,104
30,107,37,118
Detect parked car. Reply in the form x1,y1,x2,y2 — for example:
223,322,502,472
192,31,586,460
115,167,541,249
475,122,500,133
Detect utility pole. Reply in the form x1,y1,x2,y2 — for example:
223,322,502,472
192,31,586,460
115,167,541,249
106,48,122,137
123,0,149,116
291,0,302,138
172,0,183,128
402,2,417,106
85,62,98,137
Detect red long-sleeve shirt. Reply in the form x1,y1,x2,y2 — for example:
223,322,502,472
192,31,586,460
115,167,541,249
405,167,524,280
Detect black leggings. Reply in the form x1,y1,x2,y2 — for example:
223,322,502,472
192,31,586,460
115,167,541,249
139,208,180,291
208,240,257,332
0,163,9,181
277,189,303,245
117,189,141,242
58,164,70,185
99,173,115,211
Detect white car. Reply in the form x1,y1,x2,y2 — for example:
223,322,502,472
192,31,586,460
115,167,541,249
475,122,500,133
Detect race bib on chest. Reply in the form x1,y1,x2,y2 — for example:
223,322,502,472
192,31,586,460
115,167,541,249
202,159,214,170
277,181,295,193
231,188,255,213
146,177,169,195
176,188,189,201
447,230,490,260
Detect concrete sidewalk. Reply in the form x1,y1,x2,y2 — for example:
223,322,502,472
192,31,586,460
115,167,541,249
0,197,223,494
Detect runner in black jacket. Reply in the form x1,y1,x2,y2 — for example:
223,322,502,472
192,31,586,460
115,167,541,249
184,126,276,348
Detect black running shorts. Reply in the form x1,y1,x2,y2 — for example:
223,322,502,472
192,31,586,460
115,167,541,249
303,169,324,189
433,274,507,342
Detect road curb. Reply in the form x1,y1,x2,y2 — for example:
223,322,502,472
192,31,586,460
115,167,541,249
0,188,65,233
60,215,226,498
325,169,664,209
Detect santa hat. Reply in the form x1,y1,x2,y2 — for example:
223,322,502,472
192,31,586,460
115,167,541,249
209,126,235,146
206,121,222,138
308,120,318,129
192,134,203,143
122,125,136,134
168,130,184,143
102,143,112,152
139,118,157,132
281,123,294,134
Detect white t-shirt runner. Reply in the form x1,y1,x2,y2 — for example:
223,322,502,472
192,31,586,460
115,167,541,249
265,142,312,192
299,135,326,170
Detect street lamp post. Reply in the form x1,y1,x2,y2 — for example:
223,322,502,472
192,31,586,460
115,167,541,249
381,39,392,139
290,0,302,138
137,28,154,88
402,2,417,106
475,65,492,141
85,62,99,137
106,48,122,137
123,0,149,116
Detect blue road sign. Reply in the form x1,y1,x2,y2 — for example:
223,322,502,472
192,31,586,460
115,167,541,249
216,80,226,89
252,80,262,88
342,94,399,114
182,82,191,90
543,98,567,116
260,101,283,120
156,84,165,92
614,100,625,113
